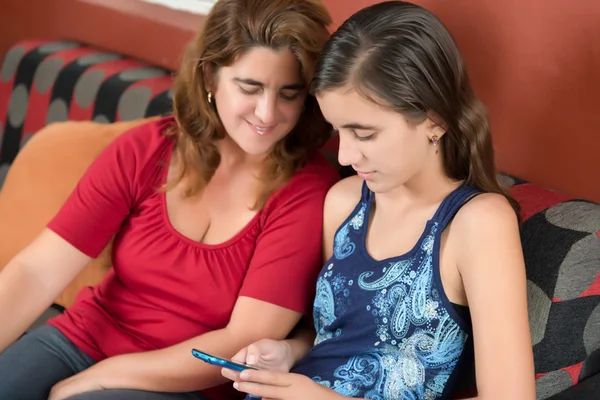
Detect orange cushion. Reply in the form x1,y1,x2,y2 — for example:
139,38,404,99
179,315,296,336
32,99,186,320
0,118,155,307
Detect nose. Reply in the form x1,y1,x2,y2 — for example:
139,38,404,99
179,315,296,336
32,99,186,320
255,94,277,125
337,133,363,167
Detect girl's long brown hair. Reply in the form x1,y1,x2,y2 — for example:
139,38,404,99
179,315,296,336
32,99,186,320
312,1,520,216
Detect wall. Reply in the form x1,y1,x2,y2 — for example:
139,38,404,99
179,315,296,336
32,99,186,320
0,0,204,71
1,0,599,202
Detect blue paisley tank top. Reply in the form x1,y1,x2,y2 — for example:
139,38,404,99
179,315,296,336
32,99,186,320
292,183,480,400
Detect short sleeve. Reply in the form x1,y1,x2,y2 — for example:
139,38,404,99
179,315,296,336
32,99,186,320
47,123,162,258
238,158,339,315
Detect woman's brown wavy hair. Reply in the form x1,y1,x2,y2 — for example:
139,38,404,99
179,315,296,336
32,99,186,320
167,0,333,209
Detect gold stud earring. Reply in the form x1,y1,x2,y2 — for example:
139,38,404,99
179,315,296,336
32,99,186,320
207,92,213,104
431,135,439,154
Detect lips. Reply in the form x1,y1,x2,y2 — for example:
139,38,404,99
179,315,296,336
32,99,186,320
247,120,275,136
355,170,374,180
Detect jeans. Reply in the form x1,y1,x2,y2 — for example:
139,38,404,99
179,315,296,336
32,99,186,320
0,325,208,400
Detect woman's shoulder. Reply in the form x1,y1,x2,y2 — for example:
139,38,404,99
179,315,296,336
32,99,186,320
112,115,175,153
109,116,175,168
99,116,175,193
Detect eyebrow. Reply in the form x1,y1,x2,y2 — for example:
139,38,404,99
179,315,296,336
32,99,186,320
341,123,379,130
233,77,305,91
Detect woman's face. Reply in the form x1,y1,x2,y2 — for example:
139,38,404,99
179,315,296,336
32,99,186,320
317,86,443,193
211,46,308,156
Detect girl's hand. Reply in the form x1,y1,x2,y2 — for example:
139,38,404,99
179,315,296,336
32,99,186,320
230,339,295,372
228,368,344,400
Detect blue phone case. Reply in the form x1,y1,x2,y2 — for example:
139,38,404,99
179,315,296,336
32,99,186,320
191,349,258,372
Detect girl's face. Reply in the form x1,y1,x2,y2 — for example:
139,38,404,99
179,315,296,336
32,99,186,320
317,86,444,194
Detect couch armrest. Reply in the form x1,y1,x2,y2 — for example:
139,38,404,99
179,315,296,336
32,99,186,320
0,118,151,307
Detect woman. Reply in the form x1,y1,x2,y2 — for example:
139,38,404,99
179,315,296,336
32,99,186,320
0,0,338,399
222,2,536,399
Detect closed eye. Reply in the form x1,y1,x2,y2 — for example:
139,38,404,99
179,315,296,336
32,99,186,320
239,85,301,101
354,131,375,141
239,85,259,95
280,92,301,101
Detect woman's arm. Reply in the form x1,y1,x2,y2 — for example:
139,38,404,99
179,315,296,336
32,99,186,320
80,296,303,392
453,193,536,400
0,229,91,353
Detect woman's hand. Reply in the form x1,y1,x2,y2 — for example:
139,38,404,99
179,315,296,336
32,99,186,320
224,368,343,400
48,362,108,400
231,339,295,372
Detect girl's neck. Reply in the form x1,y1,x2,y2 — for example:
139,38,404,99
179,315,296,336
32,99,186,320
376,162,463,211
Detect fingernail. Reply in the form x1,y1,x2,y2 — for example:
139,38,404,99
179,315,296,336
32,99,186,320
247,355,256,364
233,382,239,390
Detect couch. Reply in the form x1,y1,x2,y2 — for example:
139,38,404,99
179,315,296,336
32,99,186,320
1,39,599,400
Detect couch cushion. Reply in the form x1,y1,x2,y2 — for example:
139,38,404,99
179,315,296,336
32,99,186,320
0,118,154,307
0,40,174,187
505,179,600,399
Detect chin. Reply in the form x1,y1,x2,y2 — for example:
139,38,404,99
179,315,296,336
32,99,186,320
364,180,380,193
238,140,277,157
365,179,397,194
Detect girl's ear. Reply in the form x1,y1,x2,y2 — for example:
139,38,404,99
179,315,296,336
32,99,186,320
426,111,448,138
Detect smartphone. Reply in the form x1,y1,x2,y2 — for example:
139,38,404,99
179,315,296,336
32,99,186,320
191,349,258,372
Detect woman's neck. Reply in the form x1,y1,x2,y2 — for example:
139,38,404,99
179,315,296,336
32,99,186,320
216,135,267,171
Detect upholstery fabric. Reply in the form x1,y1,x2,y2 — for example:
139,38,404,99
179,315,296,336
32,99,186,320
508,181,600,399
0,40,173,186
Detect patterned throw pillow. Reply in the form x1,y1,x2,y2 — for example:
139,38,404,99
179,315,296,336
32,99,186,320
504,177,600,399
0,40,173,186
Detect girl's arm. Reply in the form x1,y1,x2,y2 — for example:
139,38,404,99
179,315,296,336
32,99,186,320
452,193,536,400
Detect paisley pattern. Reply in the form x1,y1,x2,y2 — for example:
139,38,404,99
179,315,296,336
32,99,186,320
295,188,474,400
314,273,338,345
333,203,366,259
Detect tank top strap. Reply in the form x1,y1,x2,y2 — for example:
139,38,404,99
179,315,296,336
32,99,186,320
344,181,374,238
431,185,482,231
360,180,374,204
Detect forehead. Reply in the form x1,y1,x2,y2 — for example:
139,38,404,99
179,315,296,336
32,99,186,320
220,46,303,86
317,87,393,126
